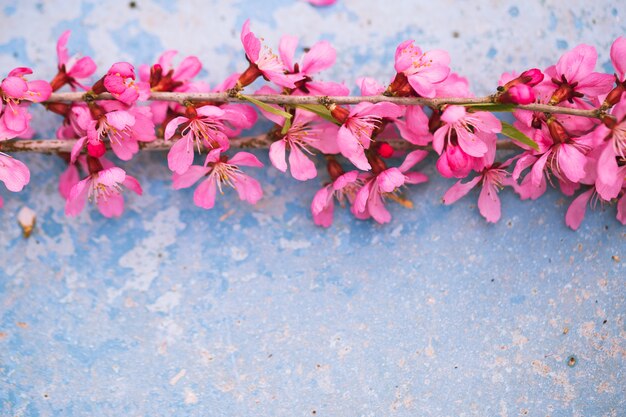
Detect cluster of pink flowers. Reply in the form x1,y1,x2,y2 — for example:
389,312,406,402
0,23,625,231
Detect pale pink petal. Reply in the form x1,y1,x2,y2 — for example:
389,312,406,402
110,137,138,161
565,188,594,230
65,178,91,216
241,20,261,62
105,110,135,130
367,187,392,224
377,168,405,193
407,74,437,98
97,167,126,186
168,136,195,174
172,165,208,189
1,77,28,98
442,175,482,204
269,140,287,172
278,35,298,72
229,151,264,168
555,44,597,82
56,30,71,66
558,144,586,183
0,155,30,192
172,56,202,81
67,57,97,79
404,172,429,184
596,143,621,200
193,178,217,209
70,136,88,164
164,116,189,140
616,193,626,224
398,150,428,172
232,174,263,204
311,188,334,227
58,164,80,199
301,40,336,75
25,80,52,102
530,152,551,187
288,145,317,181
2,104,29,133
456,128,488,157
575,72,615,97
610,36,626,80
123,175,142,195
337,126,371,170
333,171,359,190
196,105,226,118
477,183,501,223
108,62,135,78
97,193,124,218
353,181,372,213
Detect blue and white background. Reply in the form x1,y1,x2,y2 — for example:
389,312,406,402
1,1,625,416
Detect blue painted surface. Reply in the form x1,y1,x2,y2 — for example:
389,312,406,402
1,1,625,416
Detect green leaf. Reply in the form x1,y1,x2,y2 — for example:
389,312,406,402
464,103,516,112
239,94,292,120
280,116,292,135
295,104,340,125
500,121,539,150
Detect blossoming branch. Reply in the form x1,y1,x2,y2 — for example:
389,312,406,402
0,21,625,230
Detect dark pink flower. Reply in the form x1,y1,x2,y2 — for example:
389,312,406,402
238,20,302,89
65,159,142,218
101,62,144,105
164,104,256,174
545,44,614,105
51,30,97,91
172,149,263,209
0,68,51,140
353,150,428,224
311,170,361,227
331,102,403,170
443,160,517,223
268,109,339,181
278,36,348,95
388,40,450,98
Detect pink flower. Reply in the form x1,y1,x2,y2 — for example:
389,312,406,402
545,44,614,105
69,102,156,162
172,150,264,209
332,102,403,170
432,105,500,177
0,68,52,140
388,40,450,98
0,152,30,207
65,161,142,218
353,150,428,224
305,0,336,6
164,104,255,174
51,30,97,91
278,36,348,95
139,50,203,124
268,109,339,181
594,97,626,200
102,62,143,105
311,170,361,227
443,161,517,223
238,20,302,89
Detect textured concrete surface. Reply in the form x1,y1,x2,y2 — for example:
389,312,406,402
1,1,625,416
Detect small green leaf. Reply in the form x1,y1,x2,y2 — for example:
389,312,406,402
500,121,539,150
239,94,292,120
281,116,292,135
464,103,516,112
295,104,340,125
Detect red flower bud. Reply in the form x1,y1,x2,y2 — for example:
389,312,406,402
377,142,394,158
87,141,107,158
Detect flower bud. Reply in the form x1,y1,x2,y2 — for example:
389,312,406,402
377,142,394,158
519,69,544,86
547,117,569,144
87,141,106,158
499,84,535,105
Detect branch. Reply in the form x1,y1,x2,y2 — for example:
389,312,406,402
43,92,604,119
0,137,520,154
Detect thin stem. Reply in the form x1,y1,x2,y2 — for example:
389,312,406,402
43,92,604,119
0,137,520,153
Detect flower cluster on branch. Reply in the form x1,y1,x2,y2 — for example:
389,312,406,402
0,22,625,230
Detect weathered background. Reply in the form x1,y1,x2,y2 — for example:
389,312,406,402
1,1,625,416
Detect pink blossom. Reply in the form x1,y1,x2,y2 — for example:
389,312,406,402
311,170,361,227
268,109,339,181
432,105,500,177
52,30,97,91
0,153,30,207
165,104,256,174
305,0,336,6
332,102,403,170
238,20,302,89
0,68,52,140
172,150,263,209
353,150,428,224
545,44,614,105
278,36,348,95
388,40,451,98
65,162,142,218
443,161,517,223
102,62,144,105
594,97,626,200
